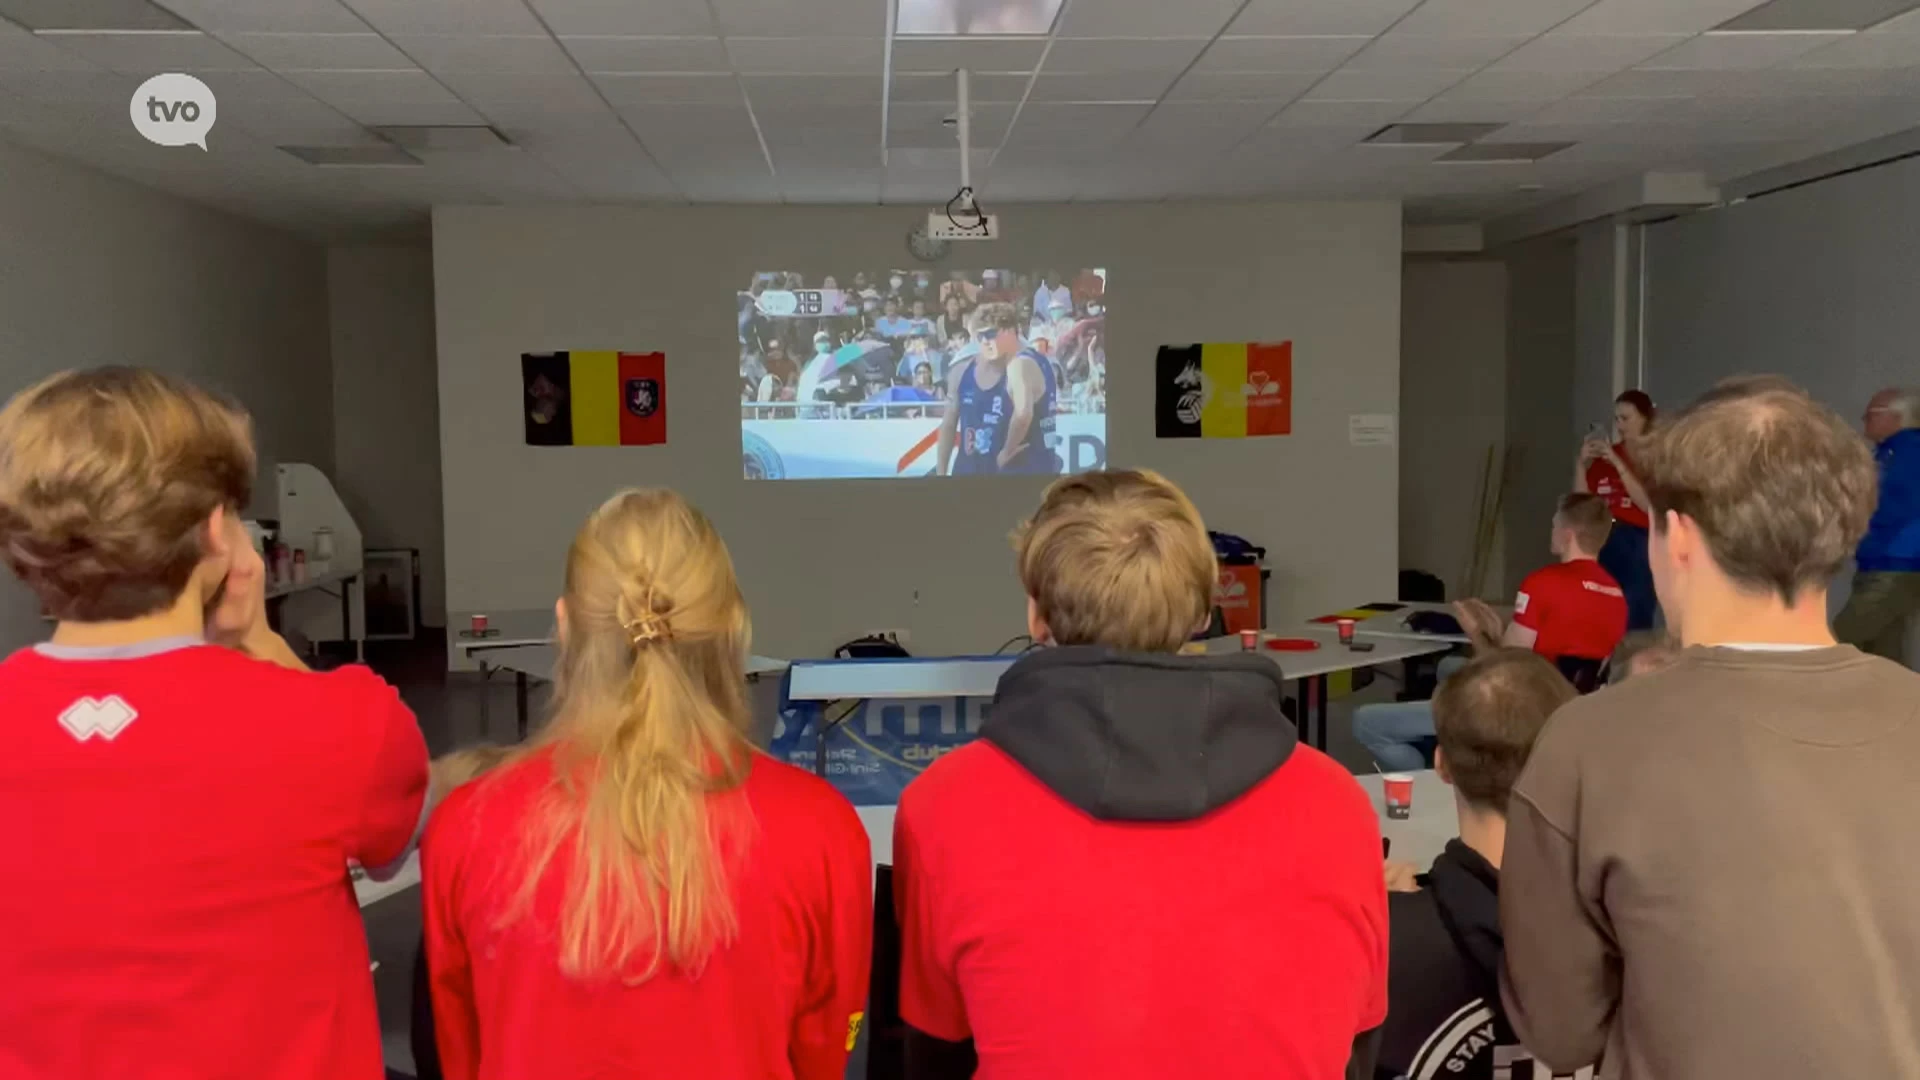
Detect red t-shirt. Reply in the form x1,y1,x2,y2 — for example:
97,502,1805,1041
894,741,1388,1080
0,642,428,1080
423,749,872,1080
1513,559,1630,661
1585,442,1650,529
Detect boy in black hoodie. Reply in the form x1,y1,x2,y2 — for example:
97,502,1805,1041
1378,649,1587,1080
894,469,1389,1080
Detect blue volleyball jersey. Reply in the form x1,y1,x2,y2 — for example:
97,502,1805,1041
953,347,1059,475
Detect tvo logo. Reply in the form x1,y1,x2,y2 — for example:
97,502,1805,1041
130,74,217,150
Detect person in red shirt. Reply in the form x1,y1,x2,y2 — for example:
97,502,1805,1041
1574,388,1658,630
421,488,871,1080
1357,493,1628,771
893,469,1388,1080
0,367,429,1080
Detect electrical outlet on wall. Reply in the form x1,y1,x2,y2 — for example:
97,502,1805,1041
862,628,910,648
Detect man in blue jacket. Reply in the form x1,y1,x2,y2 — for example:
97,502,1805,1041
1835,387,1920,663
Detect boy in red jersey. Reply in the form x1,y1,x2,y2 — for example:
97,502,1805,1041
422,488,872,1080
893,469,1388,1080
0,367,428,1080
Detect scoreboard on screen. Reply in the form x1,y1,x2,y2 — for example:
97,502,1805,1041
755,289,848,319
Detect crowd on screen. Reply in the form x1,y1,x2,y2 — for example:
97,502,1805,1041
736,268,1106,418
2,367,1918,1080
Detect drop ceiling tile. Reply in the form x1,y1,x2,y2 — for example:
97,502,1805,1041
755,103,879,144
220,32,413,69
1873,7,1920,32
593,71,741,105
620,104,763,152
155,0,366,33
1403,96,1542,121
217,93,369,138
1582,67,1745,95
1789,28,1920,65
527,0,715,36
1193,35,1371,73
340,0,546,35
1163,70,1321,101
888,36,1046,73
1055,0,1241,39
890,70,1030,102
1305,68,1475,100
709,0,886,38
725,36,883,73
1641,29,1853,68
1528,94,1688,122
1229,0,1421,36
1024,70,1174,102
1043,36,1210,72
1343,34,1531,70
0,68,132,103
0,19,99,69
337,100,485,125
1556,0,1774,36
1438,68,1611,100
561,35,729,72
38,30,262,72
1389,0,1600,37
1002,102,1151,149
886,102,1013,146
777,167,882,203
193,68,322,100
669,166,780,202
389,35,578,74
1271,98,1415,127
1125,101,1280,147
743,74,880,107
1485,32,1690,73
284,67,452,102
438,71,606,107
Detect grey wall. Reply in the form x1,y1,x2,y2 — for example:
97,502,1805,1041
1643,156,1920,411
328,244,447,628
1502,237,1578,597
1400,258,1509,598
0,137,331,653
433,202,1405,660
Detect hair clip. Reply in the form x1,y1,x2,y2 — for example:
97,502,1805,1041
624,611,671,647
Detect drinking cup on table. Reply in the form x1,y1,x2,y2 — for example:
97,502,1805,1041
1239,629,1259,651
471,613,489,636
1382,773,1414,820
1336,618,1357,645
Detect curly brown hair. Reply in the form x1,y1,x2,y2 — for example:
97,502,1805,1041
0,367,255,621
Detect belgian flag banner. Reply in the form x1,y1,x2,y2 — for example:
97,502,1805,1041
522,351,667,447
1154,341,1292,439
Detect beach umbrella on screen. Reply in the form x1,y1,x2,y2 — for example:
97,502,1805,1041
797,340,895,401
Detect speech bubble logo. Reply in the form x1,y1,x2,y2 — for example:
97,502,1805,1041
129,73,216,150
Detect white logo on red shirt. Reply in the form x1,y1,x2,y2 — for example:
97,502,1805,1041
58,695,138,742
1581,581,1624,598
1514,591,1531,615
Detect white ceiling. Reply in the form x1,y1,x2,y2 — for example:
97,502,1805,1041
1,0,1919,236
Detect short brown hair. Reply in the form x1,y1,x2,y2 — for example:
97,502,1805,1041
1432,649,1575,813
1609,630,1680,683
1554,492,1612,553
0,367,255,621
1639,377,1876,603
971,301,1021,334
1013,469,1215,653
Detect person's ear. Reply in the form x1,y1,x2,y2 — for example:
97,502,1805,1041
553,597,569,645
204,504,234,559
1434,745,1453,787
1026,596,1051,646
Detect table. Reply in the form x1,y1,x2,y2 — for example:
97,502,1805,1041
452,611,789,738
855,768,1454,873
266,567,363,661
1308,600,1513,646
353,851,421,909
1203,628,1452,751
1352,769,1455,870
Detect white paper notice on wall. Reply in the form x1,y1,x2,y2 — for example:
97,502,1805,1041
1349,414,1396,447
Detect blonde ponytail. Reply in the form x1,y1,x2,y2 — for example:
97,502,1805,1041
501,489,754,983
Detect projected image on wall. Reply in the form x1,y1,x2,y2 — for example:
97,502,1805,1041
739,268,1107,479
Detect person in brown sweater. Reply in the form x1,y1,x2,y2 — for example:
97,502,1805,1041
1499,377,1920,1080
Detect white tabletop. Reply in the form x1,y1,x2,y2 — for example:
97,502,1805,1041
353,851,421,908
475,641,788,684
786,656,1016,701
1202,625,1451,678
855,768,1456,874
450,608,556,655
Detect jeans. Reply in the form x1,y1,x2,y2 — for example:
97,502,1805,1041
1351,656,1465,773
1599,522,1657,631
1834,570,1920,663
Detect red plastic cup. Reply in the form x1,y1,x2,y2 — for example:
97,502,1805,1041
1239,629,1259,651
1382,773,1414,820
1336,617,1357,645
470,613,489,635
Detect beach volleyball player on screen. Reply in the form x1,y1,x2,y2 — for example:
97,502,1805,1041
738,268,1106,479
937,302,1058,475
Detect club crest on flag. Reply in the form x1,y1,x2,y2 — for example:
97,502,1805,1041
1174,360,1207,424
625,377,659,418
